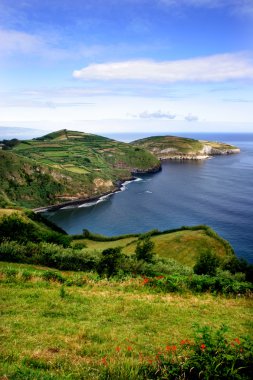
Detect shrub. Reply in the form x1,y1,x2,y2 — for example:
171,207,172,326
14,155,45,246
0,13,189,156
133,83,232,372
135,237,155,263
41,270,65,283
194,250,220,276
97,247,125,278
223,256,253,283
0,213,39,243
0,241,27,262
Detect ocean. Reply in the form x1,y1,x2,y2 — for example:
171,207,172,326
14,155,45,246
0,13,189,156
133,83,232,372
43,133,253,263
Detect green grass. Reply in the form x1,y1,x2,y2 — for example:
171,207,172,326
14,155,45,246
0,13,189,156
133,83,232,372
0,129,160,208
132,135,239,158
77,227,234,267
0,261,252,379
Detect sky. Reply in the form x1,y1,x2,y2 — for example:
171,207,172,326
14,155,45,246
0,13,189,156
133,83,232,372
1,0,253,134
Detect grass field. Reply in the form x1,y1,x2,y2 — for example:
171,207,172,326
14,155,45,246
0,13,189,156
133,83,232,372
76,227,234,267
0,261,252,379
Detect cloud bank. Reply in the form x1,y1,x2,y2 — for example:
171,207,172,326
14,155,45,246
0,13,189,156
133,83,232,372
73,53,253,83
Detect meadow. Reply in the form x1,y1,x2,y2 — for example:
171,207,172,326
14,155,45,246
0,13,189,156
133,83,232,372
0,262,252,379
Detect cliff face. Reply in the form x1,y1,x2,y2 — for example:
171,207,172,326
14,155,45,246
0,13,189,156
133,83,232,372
132,136,240,161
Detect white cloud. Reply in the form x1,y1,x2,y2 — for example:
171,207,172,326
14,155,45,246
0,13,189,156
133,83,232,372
137,110,176,119
184,113,199,121
73,53,253,83
0,28,110,61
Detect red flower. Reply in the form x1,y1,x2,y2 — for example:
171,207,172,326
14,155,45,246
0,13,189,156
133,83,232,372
127,346,132,351
200,344,206,350
165,345,171,351
116,346,121,352
101,357,107,366
234,338,241,345
143,278,149,285
171,345,177,351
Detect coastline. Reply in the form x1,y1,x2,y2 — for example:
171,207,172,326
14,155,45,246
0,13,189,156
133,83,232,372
34,164,161,213
34,176,141,213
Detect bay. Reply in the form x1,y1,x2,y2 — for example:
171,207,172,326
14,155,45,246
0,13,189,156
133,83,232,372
43,133,253,263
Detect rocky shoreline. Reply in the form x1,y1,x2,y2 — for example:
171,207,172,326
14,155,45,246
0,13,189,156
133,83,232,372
34,165,161,213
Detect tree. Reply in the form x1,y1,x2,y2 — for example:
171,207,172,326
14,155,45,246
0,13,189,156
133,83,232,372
97,247,124,277
193,250,220,276
135,237,155,263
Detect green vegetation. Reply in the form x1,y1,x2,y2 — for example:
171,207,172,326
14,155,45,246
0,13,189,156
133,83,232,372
132,135,239,159
0,262,252,379
0,129,160,208
0,211,252,379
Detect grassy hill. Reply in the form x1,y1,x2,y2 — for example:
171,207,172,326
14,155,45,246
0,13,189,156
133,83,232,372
131,135,240,160
0,130,160,208
0,210,252,379
77,226,234,268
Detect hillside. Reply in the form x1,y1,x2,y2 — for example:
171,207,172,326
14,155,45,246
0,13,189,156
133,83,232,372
1,210,252,378
131,135,240,160
0,261,252,379
0,130,160,208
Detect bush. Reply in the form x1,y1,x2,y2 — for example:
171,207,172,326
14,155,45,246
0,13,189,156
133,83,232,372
41,270,65,283
97,247,125,278
141,325,253,380
135,237,155,263
0,241,27,262
194,250,220,276
223,256,253,283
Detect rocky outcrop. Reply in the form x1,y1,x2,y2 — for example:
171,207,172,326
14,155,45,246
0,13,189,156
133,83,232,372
131,163,161,174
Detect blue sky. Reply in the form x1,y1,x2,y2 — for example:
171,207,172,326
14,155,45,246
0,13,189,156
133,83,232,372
1,0,253,133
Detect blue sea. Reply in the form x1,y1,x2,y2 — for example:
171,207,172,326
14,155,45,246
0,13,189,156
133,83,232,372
43,133,253,263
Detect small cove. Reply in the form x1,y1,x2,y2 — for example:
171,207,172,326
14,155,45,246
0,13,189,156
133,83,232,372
43,133,253,263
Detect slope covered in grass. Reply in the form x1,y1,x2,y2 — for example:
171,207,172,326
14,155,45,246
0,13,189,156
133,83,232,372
0,130,160,208
131,135,240,160
78,226,234,267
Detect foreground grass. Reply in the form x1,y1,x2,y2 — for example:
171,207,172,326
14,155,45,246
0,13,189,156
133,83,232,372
0,263,252,379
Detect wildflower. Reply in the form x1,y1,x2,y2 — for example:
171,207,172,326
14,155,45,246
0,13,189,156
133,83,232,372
115,346,121,352
171,345,177,351
143,277,149,285
200,344,206,350
127,346,132,351
148,359,153,364
234,338,241,345
181,339,191,345
101,357,107,366
165,345,171,351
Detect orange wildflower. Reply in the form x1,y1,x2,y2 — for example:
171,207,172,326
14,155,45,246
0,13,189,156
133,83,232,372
200,344,206,350
116,346,121,352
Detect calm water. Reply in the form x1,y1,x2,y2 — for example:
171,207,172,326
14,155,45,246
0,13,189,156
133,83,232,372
43,133,253,263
